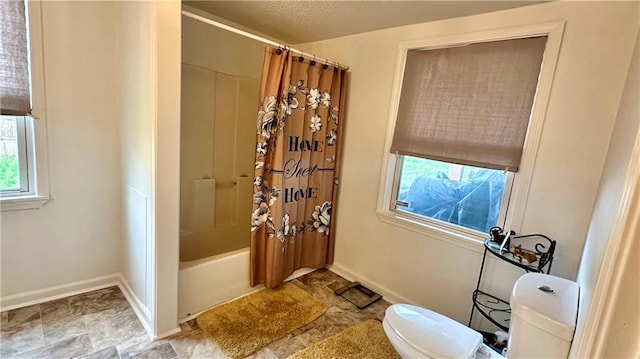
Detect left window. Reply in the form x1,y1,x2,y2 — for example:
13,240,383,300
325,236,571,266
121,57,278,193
1,116,29,193
1,0,49,210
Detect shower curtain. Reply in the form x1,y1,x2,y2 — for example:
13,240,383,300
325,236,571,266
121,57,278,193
251,48,347,288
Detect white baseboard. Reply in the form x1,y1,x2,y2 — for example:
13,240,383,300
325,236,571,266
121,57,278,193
155,327,182,340
116,274,154,339
0,273,161,341
0,274,121,311
326,263,416,306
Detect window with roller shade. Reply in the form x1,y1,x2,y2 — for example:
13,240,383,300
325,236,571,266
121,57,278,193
1,0,49,209
390,37,547,233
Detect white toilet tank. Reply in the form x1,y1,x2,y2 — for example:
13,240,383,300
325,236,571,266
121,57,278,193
507,273,579,358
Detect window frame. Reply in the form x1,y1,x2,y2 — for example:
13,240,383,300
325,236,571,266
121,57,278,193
376,22,565,250
1,0,50,211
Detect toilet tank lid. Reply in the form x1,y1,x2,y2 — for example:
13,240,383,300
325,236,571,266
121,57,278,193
385,304,482,359
511,273,579,341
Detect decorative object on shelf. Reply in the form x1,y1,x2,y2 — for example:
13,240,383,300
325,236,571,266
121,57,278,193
488,226,512,245
487,226,516,253
489,226,505,243
485,231,555,272
513,244,538,264
468,229,556,331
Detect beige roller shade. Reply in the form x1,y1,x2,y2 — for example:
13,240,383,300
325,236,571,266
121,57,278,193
390,37,547,172
1,0,31,116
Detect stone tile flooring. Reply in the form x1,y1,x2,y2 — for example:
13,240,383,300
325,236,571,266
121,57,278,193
1,269,391,358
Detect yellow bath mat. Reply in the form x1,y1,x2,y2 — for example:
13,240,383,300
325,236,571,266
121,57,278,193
196,282,326,358
287,319,401,359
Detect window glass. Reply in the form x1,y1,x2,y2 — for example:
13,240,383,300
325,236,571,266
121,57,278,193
0,116,25,192
394,156,508,233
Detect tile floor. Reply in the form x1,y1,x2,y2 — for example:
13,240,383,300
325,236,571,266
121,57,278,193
0,269,391,358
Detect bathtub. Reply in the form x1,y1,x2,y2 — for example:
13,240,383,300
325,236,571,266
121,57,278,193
178,248,314,320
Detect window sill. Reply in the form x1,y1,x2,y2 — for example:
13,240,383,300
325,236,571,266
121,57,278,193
1,195,50,211
376,210,485,254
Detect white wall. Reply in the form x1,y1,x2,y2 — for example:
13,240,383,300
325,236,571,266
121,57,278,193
574,29,640,358
119,0,156,328
153,1,181,337
601,185,640,358
118,1,181,337
1,1,122,297
298,0,639,327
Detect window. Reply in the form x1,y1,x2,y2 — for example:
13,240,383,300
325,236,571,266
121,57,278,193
378,23,565,242
1,116,29,193
394,156,511,233
0,0,49,210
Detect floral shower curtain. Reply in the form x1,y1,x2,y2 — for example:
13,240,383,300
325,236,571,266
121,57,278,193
251,48,347,288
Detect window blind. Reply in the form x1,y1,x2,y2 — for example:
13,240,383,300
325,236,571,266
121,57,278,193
0,0,31,116
390,37,547,172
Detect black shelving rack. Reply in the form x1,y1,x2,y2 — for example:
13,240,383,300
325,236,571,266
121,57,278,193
468,234,556,331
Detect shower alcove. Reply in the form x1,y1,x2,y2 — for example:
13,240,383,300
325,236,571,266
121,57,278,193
178,9,263,318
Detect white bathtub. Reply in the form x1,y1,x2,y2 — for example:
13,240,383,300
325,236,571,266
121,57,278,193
178,248,314,320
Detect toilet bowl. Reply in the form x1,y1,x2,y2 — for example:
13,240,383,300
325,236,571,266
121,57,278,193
383,273,579,358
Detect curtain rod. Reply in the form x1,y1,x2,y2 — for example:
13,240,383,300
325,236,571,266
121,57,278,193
181,10,349,70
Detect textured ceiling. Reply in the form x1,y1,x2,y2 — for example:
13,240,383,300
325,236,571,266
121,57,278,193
184,1,545,43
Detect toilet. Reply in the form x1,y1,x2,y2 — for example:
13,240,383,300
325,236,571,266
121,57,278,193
383,273,579,358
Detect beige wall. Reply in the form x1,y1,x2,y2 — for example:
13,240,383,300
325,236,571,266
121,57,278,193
298,0,639,327
602,187,640,358
577,29,640,357
0,1,181,336
1,1,122,296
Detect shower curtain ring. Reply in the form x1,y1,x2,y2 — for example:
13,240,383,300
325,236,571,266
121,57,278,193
310,55,316,66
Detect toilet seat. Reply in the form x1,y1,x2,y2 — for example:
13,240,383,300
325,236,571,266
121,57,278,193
384,304,483,359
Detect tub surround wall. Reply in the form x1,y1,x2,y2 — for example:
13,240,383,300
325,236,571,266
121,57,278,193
180,14,263,261
178,12,266,316
179,69,258,260
297,0,639,329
